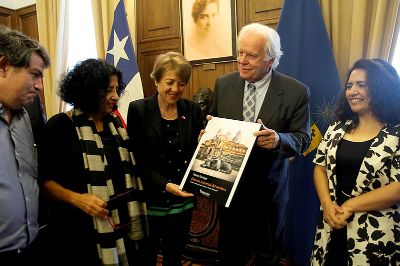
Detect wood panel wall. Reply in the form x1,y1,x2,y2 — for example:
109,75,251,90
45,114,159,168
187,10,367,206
15,5,38,40
0,5,38,41
136,0,283,99
0,6,14,27
1,1,283,110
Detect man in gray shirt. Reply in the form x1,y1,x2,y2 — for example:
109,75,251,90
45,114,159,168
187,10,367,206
0,26,50,264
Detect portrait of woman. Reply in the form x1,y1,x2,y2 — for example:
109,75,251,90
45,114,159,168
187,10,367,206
311,59,400,265
38,59,147,265
127,52,203,265
182,0,234,62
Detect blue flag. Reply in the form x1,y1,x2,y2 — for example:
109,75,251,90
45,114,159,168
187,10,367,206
277,0,341,264
106,0,143,124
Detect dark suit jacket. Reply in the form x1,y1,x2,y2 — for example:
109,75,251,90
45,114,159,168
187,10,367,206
25,94,49,227
211,70,311,237
127,94,203,207
25,94,46,147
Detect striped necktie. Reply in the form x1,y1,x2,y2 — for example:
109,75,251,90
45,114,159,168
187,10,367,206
243,83,256,122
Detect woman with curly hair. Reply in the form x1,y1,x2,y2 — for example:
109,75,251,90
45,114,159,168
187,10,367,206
38,59,148,265
311,59,400,265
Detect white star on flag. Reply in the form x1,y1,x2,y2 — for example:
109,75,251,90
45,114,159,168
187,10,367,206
107,31,129,66
106,0,144,125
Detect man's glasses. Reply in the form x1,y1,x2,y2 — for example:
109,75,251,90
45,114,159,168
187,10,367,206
107,216,131,230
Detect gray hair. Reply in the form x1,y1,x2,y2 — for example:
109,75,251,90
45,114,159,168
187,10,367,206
0,25,50,68
237,23,283,69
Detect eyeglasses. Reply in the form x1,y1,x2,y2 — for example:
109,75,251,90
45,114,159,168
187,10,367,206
106,189,133,210
106,189,134,230
107,216,131,230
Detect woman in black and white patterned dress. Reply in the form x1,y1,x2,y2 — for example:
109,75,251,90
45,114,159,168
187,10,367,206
311,59,400,265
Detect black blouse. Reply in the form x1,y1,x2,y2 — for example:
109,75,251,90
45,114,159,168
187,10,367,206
161,118,185,181
335,138,374,204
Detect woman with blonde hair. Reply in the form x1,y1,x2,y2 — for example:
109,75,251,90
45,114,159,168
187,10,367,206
127,52,203,265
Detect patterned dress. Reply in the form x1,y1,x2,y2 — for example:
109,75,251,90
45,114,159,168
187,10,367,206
311,120,400,265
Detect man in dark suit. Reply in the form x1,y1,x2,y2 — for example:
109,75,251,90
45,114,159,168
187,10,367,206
211,23,311,265
25,94,46,148
25,93,51,244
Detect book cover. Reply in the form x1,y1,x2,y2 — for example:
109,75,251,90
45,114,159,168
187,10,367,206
180,117,261,207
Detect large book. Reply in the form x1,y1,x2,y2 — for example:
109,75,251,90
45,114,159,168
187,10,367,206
180,117,260,207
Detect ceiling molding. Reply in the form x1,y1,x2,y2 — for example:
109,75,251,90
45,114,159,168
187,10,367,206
0,0,35,10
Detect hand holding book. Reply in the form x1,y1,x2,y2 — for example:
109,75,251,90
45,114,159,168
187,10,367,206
254,119,281,149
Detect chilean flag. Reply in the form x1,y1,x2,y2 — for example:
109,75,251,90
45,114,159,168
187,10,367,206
106,0,143,126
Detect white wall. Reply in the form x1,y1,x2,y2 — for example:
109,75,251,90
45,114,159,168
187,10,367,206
0,0,35,9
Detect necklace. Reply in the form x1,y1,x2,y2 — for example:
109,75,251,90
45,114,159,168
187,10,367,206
161,110,177,119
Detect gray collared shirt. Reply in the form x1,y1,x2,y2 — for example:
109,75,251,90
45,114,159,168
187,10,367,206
0,103,39,251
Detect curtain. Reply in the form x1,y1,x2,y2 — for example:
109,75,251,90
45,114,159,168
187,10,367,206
91,0,117,59
389,6,400,62
320,0,400,84
36,0,69,118
91,0,137,59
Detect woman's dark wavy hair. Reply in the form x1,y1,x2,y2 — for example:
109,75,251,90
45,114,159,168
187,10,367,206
59,59,125,113
336,58,400,127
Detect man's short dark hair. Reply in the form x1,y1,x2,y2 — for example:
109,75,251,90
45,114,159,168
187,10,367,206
0,25,50,68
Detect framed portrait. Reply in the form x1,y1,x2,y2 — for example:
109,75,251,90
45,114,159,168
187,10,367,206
181,0,237,64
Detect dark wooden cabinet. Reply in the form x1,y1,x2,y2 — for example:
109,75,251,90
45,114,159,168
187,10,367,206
15,5,39,41
0,5,38,40
0,6,14,28
136,0,182,97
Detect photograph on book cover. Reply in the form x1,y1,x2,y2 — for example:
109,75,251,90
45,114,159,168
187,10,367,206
180,117,260,207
